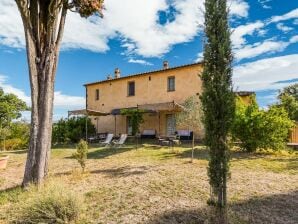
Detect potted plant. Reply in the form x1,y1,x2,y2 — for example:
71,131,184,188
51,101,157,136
0,155,9,169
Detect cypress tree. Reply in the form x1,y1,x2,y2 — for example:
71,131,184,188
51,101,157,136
200,0,235,222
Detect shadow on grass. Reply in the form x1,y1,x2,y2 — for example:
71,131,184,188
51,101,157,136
90,165,151,177
146,208,207,224
87,146,135,159
146,191,298,224
230,190,298,224
0,150,27,155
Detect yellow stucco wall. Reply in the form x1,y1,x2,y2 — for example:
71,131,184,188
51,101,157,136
85,63,250,139
86,64,204,138
86,64,203,111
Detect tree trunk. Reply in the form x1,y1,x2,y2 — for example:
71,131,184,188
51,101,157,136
15,1,67,187
191,133,194,162
22,30,57,186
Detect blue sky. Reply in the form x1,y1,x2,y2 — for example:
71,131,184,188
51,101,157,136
0,0,297,120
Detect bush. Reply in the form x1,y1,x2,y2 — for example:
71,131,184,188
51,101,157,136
0,122,29,151
231,96,294,152
0,138,25,151
14,182,82,223
52,117,96,144
73,140,88,172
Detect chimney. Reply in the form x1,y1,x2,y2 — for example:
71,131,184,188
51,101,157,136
163,60,169,69
107,74,112,80
114,68,121,78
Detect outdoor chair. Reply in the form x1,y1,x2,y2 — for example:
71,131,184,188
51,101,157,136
112,134,128,148
99,133,114,147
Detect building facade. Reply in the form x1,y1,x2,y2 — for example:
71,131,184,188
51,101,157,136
84,62,253,139
84,62,204,138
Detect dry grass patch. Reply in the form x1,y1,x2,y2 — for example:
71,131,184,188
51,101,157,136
0,144,297,223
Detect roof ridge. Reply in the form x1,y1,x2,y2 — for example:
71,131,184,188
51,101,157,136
84,61,202,86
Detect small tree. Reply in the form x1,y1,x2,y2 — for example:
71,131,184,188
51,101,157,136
120,109,144,136
277,83,298,121
73,140,88,173
232,96,294,152
176,95,203,162
0,89,28,151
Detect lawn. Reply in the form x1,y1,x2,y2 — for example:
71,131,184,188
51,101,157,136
0,144,297,224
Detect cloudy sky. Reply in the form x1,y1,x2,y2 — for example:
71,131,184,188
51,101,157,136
0,0,297,120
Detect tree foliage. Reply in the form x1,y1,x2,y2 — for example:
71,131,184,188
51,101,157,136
176,95,202,130
0,121,30,151
0,89,28,128
277,83,298,121
52,117,96,144
232,96,294,152
200,0,235,219
176,95,203,161
73,139,88,172
120,109,144,136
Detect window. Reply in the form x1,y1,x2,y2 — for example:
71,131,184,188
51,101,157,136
95,89,99,101
128,81,135,96
167,76,175,91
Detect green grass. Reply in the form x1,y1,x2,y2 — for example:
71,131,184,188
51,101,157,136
0,144,297,223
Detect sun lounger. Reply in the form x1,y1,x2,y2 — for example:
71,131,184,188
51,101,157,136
99,133,114,147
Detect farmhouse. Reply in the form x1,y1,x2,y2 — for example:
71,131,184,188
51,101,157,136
81,61,253,139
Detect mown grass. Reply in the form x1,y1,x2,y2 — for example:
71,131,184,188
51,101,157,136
0,144,297,223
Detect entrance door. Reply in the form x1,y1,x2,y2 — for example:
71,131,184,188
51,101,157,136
166,114,176,136
127,116,133,135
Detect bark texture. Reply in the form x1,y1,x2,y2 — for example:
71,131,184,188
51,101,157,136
15,0,67,186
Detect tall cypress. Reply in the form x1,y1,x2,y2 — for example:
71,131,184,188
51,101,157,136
200,0,235,222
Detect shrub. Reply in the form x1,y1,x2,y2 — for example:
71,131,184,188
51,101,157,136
14,181,82,223
0,122,30,151
52,117,96,144
231,96,294,152
0,138,25,151
73,140,88,172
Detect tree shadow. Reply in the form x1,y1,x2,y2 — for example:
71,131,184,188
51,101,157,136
145,208,207,224
0,150,27,155
90,165,151,177
87,146,135,159
145,191,298,224
230,190,298,224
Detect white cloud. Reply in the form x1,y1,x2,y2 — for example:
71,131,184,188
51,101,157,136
258,0,272,9
234,39,289,60
270,8,298,23
233,54,298,91
0,0,250,57
228,0,249,18
290,35,298,43
196,52,204,62
0,75,30,104
0,0,24,48
128,59,153,66
231,21,264,48
0,75,85,109
276,23,293,32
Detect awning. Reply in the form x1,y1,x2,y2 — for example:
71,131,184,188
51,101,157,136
137,101,185,112
111,101,184,115
68,109,110,117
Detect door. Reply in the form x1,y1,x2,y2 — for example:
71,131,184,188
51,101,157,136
127,116,133,135
166,114,176,136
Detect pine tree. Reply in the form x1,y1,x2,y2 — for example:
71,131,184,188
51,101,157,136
200,0,235,222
